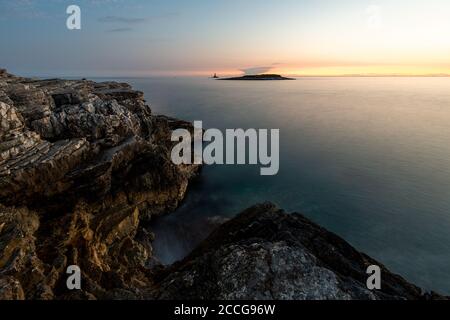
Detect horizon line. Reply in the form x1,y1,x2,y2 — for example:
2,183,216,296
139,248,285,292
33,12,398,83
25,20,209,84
9,70,450,79
26,74,450,79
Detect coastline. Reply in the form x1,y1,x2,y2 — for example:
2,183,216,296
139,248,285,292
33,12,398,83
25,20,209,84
0,70,446,300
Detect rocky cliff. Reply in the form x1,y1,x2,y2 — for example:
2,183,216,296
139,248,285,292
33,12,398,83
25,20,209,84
0,71,443,300
0,70,200,299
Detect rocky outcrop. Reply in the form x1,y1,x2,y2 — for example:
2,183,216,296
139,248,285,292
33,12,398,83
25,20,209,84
150,203,444,300
0,70,200,299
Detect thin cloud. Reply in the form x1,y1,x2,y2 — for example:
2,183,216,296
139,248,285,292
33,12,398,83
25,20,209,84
99,16,147,24
240,62,286,75
98,12,178,24
106,27,133,33
240,66,274,75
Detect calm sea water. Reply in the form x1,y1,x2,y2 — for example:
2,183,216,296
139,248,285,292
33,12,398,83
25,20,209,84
98,77,450,294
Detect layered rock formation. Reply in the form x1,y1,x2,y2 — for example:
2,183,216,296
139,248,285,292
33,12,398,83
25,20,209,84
0,70,444,300
0,70,200,299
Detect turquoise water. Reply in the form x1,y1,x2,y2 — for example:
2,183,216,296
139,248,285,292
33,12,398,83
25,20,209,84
103,77,450,294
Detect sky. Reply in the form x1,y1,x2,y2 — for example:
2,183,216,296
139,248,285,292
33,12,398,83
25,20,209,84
1,0,450,77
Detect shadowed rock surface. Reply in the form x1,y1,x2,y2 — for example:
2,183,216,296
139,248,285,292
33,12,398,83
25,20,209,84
150,203,444,300
0,70,444,300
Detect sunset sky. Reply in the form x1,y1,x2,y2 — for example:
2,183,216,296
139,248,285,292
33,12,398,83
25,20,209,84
1,0,450,77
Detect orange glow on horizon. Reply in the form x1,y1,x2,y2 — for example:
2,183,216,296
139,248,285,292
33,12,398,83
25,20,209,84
272,65,450,77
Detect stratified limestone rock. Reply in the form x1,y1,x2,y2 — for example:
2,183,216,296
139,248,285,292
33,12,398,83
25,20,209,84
0,71,199,211
0,70,200,299
151,203,442,300
0,276,25,300
0,205,49,299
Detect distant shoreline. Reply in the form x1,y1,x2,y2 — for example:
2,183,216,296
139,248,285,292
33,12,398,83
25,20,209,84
219,74,295,81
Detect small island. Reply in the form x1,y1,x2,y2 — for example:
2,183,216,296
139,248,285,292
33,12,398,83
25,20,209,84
219,74,295,81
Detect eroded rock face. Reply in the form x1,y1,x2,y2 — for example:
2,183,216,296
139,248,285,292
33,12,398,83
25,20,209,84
0,71,200,299
150,203,443,300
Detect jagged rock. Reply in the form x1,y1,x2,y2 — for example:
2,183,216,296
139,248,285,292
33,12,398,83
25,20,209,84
0,70,200,299
0,69,13,79
0,205,49,299
150,203,444,300
0,276,25,300
0,71,199,211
